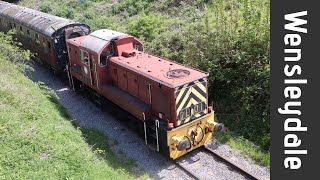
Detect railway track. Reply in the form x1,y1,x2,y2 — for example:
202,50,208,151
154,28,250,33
202,146,261,180
174,146,261,180
173,160,202,180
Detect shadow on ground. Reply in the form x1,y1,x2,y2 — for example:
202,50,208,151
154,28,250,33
26,64,147,178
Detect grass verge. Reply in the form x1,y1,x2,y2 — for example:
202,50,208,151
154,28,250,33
0,36,147,179
215,132,270,167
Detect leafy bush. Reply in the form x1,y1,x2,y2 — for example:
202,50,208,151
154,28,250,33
39,3,52,13
206,0,270,150
54,7,75,19
67,0,89,10
127,13,165,42
0,31,30,71
81,15,117,31
111,0,154,17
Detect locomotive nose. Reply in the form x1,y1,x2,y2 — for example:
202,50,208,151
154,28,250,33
172,124,206,151
171,121,224,151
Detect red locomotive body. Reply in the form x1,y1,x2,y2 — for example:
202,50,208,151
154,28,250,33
66,30,220,159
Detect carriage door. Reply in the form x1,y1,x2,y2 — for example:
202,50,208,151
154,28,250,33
80,50,93,85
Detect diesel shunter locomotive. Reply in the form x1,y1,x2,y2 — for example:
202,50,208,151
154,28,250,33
0,1,223,159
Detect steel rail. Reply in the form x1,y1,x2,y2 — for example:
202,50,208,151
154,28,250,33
202,146,261,180
173,160,201,180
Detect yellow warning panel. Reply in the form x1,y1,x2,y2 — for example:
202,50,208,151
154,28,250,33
167,112,216,159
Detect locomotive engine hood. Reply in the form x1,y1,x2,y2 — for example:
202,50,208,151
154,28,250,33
110,52,209,90
110,51,209,127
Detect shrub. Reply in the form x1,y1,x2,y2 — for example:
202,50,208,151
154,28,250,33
86,16,117,31
111,0,154,17
0,31,30,71
54,7,75,19
39,3,52,13
127,13,165,42
67,0,89,10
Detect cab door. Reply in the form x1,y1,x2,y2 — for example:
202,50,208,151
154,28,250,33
80,50,92,85
90,54,98,87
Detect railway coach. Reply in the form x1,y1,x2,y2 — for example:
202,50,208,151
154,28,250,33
0,1,90,71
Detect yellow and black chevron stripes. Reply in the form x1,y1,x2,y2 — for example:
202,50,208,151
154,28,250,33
176,79,207,126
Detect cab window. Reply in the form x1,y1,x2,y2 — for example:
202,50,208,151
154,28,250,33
133,40,143,52
100,44,114,66
80,50,89,66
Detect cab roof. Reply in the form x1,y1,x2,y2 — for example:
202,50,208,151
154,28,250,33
75,29,129,54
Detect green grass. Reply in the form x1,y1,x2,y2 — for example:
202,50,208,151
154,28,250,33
215,132,270,167
0,38,147,179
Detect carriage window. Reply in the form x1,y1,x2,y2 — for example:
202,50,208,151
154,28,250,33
27,30,31,40
43,38,48,53
47,41,52,53
20,26,24,35
99,44,114,66
34,34,40,47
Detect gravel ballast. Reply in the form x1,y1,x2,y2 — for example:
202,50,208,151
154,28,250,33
28,62,270,179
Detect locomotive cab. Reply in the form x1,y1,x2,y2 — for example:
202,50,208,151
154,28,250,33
100,44,114,66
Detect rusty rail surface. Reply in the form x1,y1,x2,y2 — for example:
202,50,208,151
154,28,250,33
173,160,202,180
202,146,261,180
